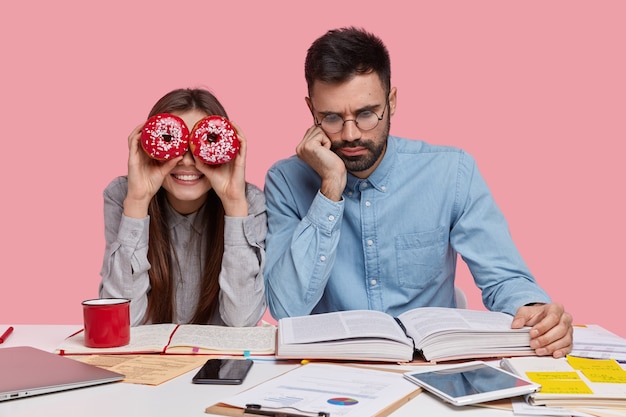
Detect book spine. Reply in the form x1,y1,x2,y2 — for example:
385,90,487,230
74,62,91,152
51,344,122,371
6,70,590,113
162,324,180,354
394,317,417,360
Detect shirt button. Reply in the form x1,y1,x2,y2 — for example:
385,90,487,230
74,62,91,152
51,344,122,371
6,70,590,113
328,215,335,221
347,191,353,197
381,186,387,192
370,279,377,286
320,255,327,262
365,201,371,207
367,239,373,246
362,183,368,188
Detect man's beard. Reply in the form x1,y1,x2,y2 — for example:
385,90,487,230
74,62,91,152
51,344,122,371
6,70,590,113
330,123,389,174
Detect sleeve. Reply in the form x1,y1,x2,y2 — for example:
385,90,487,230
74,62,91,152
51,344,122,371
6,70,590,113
450,152,552,315
98,177,152,326
263,165,344,320
218,183,268,327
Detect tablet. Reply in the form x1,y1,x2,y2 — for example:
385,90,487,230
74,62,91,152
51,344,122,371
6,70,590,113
403,361,540,406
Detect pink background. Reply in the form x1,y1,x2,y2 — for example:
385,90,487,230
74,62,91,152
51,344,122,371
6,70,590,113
1,1,624,336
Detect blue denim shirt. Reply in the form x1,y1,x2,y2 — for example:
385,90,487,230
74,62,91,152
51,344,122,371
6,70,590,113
264,136,550,320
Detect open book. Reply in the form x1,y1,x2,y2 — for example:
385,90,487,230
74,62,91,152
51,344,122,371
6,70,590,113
276,307,535,363
500,355,626,409
56,323,276,356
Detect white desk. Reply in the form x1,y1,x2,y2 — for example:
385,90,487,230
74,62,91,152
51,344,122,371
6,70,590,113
0,324,519,417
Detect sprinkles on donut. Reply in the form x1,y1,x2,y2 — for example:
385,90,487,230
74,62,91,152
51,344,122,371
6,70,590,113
189,116,240,165
140,113,189,160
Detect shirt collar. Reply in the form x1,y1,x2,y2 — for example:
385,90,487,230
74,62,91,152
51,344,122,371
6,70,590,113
164,201,206,234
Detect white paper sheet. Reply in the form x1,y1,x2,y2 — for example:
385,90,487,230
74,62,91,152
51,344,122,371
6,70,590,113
220,363,419,416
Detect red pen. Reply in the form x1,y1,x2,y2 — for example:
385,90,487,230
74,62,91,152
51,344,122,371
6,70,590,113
0,326,14,343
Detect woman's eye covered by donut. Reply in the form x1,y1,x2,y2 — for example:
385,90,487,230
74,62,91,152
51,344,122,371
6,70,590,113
189,115,240,165
140,113,190,161
140,113,240,165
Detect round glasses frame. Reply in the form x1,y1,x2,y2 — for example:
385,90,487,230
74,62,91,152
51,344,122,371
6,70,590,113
313,102,388,134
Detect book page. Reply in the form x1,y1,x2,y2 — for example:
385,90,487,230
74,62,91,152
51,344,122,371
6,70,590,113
278,310,410,345
167,324,276,354
56,323,178,354
397,307,520,342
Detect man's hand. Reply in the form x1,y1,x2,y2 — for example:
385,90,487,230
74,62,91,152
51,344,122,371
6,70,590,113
511,303,573,358
296,125,346,201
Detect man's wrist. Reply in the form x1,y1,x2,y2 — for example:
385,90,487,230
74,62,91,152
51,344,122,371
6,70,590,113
320,177,345,202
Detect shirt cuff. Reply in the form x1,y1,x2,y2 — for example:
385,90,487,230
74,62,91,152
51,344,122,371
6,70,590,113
117,215,149,249
225,213,268,246
223,216,248,246
305,190,344,235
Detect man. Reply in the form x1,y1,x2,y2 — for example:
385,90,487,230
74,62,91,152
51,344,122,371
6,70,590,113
264,27,572,358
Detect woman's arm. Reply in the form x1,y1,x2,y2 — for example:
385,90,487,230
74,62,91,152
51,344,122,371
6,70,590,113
99,177,152,326
218,184,267,327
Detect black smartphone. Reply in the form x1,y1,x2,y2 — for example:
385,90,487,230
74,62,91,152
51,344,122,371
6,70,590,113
191,359,253,385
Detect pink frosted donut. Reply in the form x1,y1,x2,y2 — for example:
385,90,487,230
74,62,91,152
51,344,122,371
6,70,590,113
140,113,189,161
189,116,240,165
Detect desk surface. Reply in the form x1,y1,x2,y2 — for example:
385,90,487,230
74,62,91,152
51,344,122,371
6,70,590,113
0,324,518,417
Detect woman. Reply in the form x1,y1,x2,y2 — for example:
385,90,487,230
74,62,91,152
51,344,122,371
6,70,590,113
99,88,266,327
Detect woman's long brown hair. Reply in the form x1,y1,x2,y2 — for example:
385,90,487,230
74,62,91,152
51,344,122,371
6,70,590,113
144,88,229,324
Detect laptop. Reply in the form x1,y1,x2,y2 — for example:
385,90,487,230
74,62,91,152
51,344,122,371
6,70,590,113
0,346,124,401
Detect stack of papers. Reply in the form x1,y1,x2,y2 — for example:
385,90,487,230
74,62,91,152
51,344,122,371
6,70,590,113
501,355,626,411
571,325,626,362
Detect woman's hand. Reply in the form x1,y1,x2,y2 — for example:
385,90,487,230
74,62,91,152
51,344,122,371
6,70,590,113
123,123,182,218
195,121,248,217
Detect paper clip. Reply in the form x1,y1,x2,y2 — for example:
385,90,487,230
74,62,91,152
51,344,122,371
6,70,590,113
244,403,330,417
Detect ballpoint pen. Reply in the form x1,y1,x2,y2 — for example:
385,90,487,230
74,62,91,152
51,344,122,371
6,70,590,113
0,326,14,344
244,404,329,417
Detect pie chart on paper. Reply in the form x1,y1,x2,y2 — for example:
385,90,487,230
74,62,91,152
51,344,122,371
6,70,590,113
327,397,359,406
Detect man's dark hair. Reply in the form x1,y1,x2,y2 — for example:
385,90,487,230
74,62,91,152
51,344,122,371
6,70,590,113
305,27,391,96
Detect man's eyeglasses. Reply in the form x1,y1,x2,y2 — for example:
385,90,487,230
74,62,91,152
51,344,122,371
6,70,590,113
313,102,388,134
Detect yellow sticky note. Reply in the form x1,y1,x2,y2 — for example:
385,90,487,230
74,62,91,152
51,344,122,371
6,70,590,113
567,355,623,372
525,371,580,382
581,370,626,384
525,372,593,394
567,355,626,383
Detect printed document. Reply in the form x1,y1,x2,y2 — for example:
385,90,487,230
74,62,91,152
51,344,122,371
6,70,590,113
219,363,419,416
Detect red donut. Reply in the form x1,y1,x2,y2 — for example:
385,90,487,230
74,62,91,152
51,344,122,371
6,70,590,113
140,113,190,161
189,116,240,165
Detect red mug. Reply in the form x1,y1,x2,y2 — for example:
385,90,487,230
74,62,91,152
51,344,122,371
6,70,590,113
82,298,131,348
